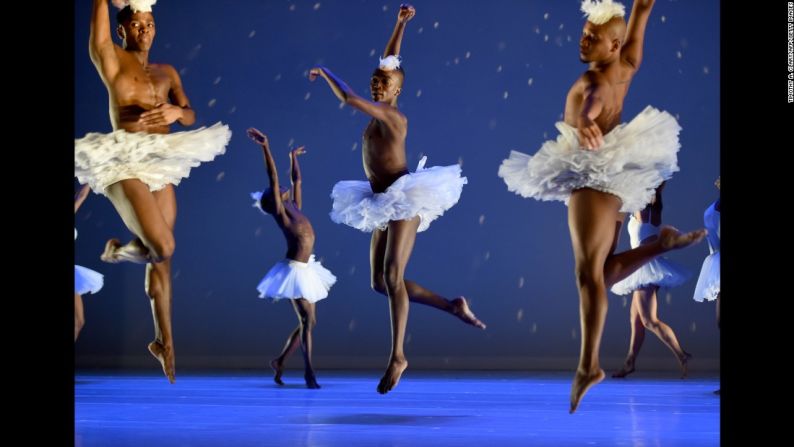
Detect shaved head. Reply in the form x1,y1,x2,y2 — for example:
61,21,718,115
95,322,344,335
601,16,627,46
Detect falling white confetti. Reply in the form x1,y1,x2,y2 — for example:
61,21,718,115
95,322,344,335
382,5,388,11
498,41,507,51
228,106,236,114
497,65,503,72
179,67,188,76
690,322,697,332
213,76,221,85
676,51,683,59
174,270,181,279
534,26,540,34
349,265,356,275
338,102,345,109
567,35,572,42
559,23,564,30
348,319,356,331
488,118,497,130
208,98,216,107
527,78,534,86
465,51,471,59
454,57,460,65
216,172,225,182
544,34,549,42
661,15,666,23
433,21,439,29
304,92,311,100
484,251,491,261
289,4,295,11
503,91,509,99
351,142,358,151
531,322,537,333
418,27,424,34
313,2,321,11
369,48,376,57
517,309,524,321
479,215,486,225
186,44,202,61
703,66,710,74
416,89,422,98
274,73,282,81
248,30,256,38
544,12,549,20
517,276,526,288
288,138,295,147
255,227,262,237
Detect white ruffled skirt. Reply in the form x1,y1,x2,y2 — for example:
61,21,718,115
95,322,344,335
75,122,231,195
611,256,691,296
75,265,104,295
498,106,681,213
693,252,720,302
257,255,337,303
330,156,467,233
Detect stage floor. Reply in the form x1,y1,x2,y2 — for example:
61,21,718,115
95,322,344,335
75,370,719,446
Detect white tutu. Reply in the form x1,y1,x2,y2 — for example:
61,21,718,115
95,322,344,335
75,265,104,295
693,202,720,302
498,106,681,213
74,227,103,295
610,216,691,295
257,255,337,303
75,122,231,195
330,156,467,233
693,252,720,302
611,257,691,295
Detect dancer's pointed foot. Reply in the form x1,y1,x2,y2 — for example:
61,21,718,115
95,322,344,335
570,368,605,414
450,297,486,329
270,359,285,386
148,340,175,384
377,357,408,395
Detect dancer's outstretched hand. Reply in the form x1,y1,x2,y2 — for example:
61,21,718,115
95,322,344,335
247,127,269,147
308,68,323,82
398,4,416,23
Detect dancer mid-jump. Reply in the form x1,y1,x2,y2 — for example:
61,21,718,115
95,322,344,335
498,0,705,412
310,3,485,395
75,0,231,383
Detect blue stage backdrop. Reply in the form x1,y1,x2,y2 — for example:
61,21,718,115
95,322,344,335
74,0,720,371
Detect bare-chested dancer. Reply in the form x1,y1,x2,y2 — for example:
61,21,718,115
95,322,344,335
498,0,705,412
309,3,485,395
74,0,231,383
247,128,336,389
